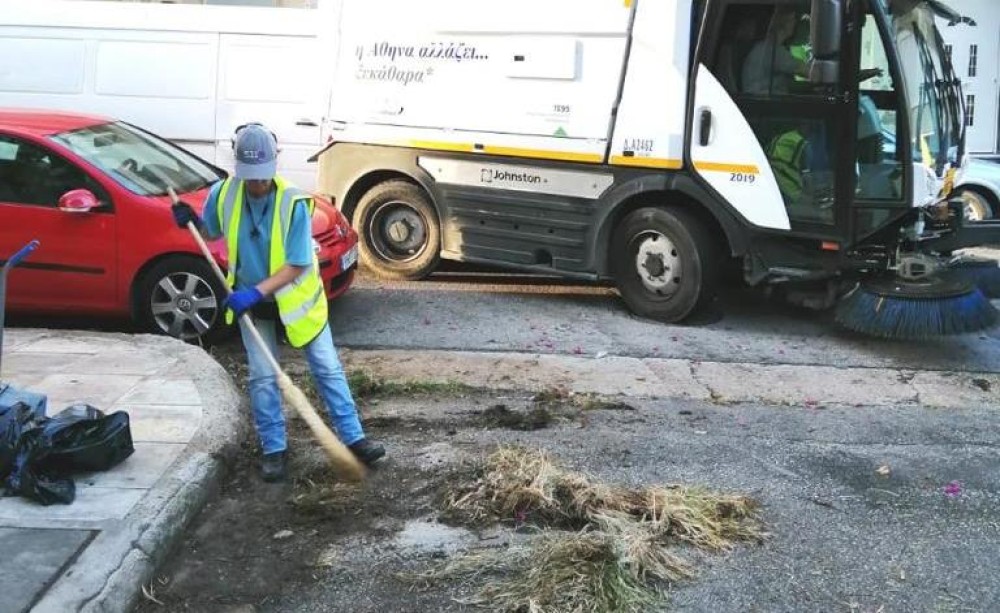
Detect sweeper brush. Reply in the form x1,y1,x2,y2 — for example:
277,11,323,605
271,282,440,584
947,257,1000,299
834,275,998,340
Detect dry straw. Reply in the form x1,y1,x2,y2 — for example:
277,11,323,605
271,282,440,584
420,447,764,612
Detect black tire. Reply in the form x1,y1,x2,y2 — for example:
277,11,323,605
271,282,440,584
611,206,721,323
353,180,440,280
134,256,231,345
956,186,996,221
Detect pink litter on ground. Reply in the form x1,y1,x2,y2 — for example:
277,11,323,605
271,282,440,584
943,481,963,498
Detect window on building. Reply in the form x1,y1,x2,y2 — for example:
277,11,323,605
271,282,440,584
968,44,978,78
966,94,976,127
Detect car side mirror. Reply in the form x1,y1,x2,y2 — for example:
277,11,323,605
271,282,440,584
58,189,100,214
810,0,842,84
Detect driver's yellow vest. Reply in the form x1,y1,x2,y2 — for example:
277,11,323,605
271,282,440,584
767,130,809,202
216,176,328,348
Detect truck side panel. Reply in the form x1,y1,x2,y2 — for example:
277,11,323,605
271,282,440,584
608,0,693,170
324,142,749,277
328,0,632,159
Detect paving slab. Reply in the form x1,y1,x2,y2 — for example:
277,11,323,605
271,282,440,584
0,329,243,613
123,405,203,444
0,528,92,613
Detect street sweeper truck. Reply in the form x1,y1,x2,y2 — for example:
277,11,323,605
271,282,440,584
314,0,1000,338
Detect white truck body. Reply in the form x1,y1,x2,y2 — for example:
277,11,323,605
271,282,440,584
324,0,789,230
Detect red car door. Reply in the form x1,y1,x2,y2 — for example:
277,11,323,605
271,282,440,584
0,133,117,314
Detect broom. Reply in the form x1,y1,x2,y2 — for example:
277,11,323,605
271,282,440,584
169,188,366,482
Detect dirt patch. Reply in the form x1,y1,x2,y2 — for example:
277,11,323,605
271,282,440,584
139,343,750,612
136,423,446,611
480,403,555,431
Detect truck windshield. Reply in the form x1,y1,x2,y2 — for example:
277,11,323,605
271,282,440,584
886,0,962,172
50,121,223,196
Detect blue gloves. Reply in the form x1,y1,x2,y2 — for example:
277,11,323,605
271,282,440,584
172,202,202,230
225,287,264,317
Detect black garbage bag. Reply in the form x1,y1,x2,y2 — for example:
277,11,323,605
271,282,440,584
37,405,134,474
1,403,134,506
5,424,76,506
0,401,39,482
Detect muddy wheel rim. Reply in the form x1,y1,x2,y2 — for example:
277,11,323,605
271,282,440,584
961,191,992,222
633,231,683,298
368,200,428,263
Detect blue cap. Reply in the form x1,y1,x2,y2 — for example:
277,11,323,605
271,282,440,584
233,123,278,181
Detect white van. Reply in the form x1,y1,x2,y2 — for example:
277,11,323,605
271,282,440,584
0,0,334,190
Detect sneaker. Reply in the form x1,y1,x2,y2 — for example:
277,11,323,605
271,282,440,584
260,451,288,483
349,439,386,466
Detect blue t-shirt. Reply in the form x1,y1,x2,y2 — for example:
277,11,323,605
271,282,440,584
201,181,313,292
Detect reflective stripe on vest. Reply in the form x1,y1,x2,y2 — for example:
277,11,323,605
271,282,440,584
216,176,328,348
767,130,808,202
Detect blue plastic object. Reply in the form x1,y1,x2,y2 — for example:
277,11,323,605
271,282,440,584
3,240,39,272
1,240,46,407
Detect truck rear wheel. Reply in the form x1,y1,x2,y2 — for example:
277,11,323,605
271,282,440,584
353,180,440,280
611,207,720,323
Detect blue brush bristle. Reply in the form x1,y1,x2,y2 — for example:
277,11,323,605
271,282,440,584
949,263,1000,299
835,285,999,340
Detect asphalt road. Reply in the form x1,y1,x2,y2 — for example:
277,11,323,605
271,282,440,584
9,266,999,373
260,394,1000,613
327,270,1000,374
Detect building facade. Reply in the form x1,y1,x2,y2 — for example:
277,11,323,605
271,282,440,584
942,0,999,156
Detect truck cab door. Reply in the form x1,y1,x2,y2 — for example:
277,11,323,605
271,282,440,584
689,0,856,242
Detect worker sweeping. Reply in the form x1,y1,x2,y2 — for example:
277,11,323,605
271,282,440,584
172,122,385,482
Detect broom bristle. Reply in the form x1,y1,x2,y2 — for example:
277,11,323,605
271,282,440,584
277,374,366,481
835,283,998,340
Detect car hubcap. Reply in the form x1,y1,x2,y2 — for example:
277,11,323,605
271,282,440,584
634,231,682,297
150,272,219,340
369,201,427,263
961,191,991,222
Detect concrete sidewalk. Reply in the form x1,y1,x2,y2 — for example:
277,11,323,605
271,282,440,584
0,329,242,613
339,348,1000,410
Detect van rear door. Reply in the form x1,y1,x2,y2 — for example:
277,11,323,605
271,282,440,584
216,34,326,191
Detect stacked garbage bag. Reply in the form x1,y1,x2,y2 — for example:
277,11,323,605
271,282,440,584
1,392,134,506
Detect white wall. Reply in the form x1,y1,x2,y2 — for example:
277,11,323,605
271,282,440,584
0,0,336,188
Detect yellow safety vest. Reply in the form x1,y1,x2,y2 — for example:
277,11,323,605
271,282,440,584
767,130,809,203
216,176,328,348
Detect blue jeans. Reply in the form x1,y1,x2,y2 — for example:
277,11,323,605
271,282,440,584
239,319,364,455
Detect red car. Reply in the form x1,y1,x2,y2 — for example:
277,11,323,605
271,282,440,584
0,109,358,342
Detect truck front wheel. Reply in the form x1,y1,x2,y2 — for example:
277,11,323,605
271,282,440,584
611,207,720,323
353,180,440,280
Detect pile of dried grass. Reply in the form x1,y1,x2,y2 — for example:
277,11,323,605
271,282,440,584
422,447,763,612
426,530,667,613
445,447,761,550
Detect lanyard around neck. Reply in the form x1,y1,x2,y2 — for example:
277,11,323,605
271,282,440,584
243,187,271,239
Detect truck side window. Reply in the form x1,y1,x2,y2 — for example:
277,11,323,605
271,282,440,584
711,1,842,227
856,13,903,202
